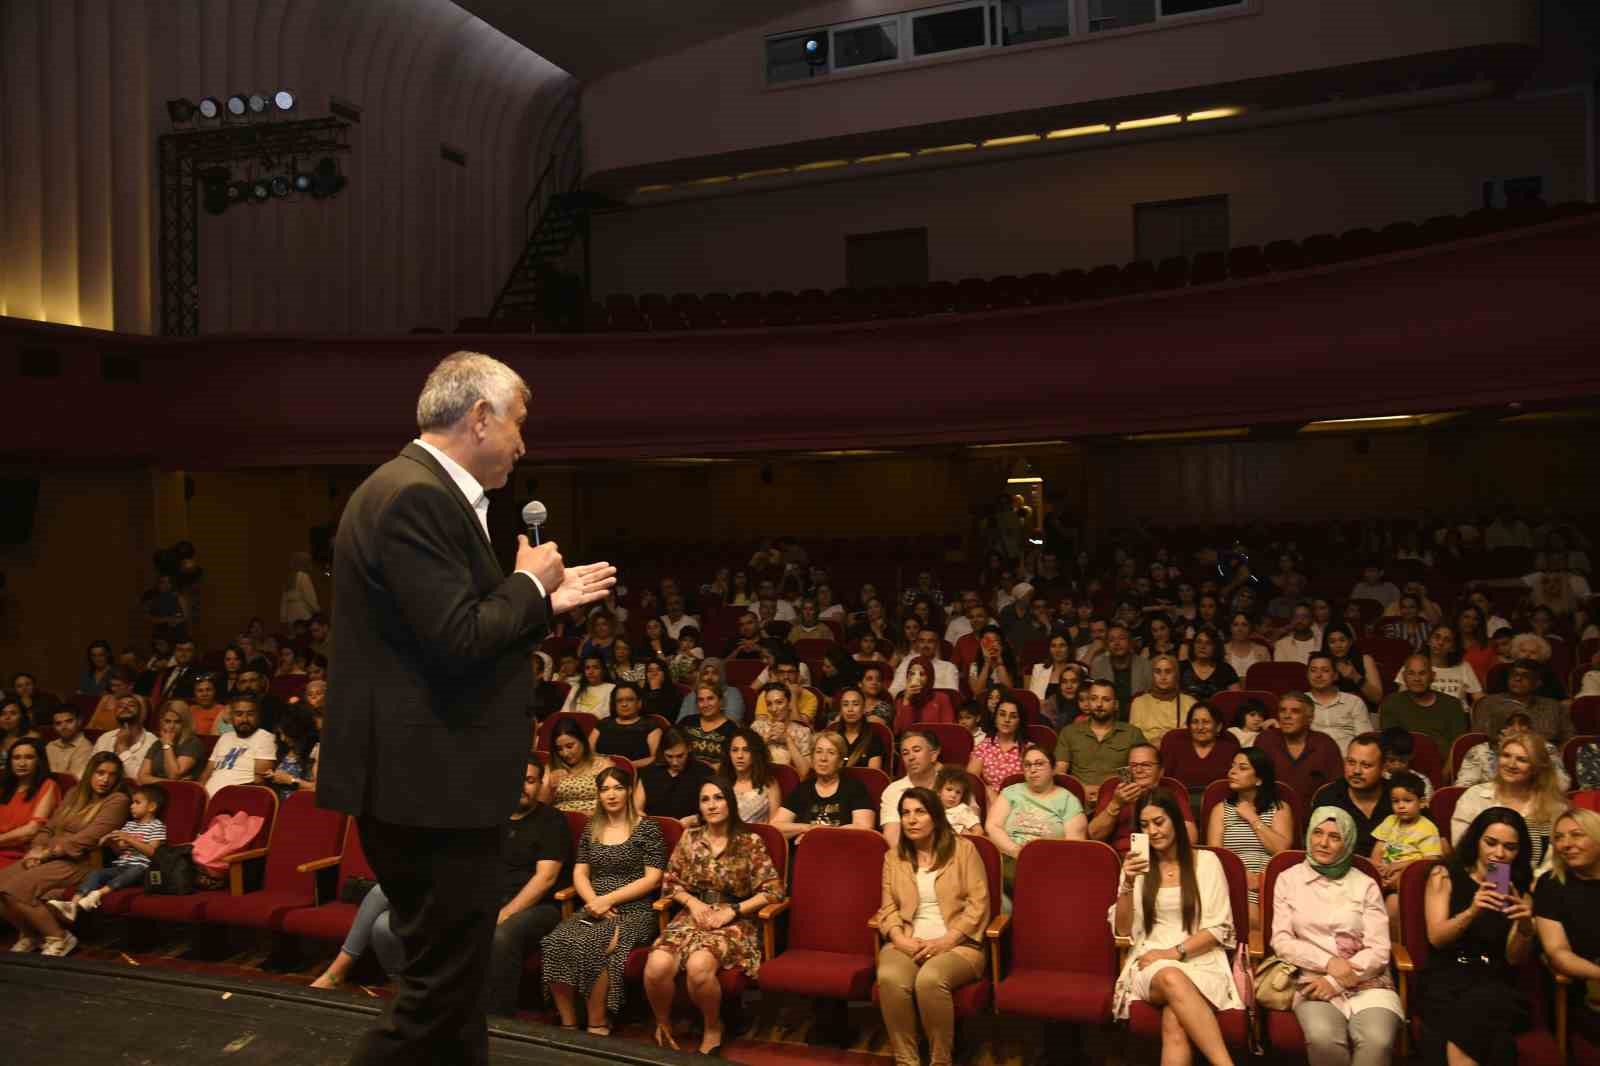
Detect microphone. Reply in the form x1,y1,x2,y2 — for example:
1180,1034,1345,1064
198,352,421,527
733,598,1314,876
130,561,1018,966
521,500,548,546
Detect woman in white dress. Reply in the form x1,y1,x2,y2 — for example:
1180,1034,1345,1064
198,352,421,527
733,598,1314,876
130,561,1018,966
1113,787,1242,1066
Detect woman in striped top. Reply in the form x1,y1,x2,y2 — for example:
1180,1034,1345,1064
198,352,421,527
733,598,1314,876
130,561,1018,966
1205,745,1294,930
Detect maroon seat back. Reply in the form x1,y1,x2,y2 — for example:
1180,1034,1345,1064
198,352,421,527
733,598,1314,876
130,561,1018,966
1429,786,1466,835
1357,637,1413,682
336,820,377,892
722,660,764,687
1208,690,1279,726
843,766,890,810
1573,696,1600,735
922,722,973,766
747,821,789,884
1009,839,1119,977
1025,724,1057,752
1408,732,1445,788
1396,857,1442,971
1009,689,1043,725
792,639,833,660
966,833,1001,935
785,827,887,956
160,780,209,845
1448,732,1488,781
263,791,346,893
1245,662,1311,699
649,815,685,865
769,763,800,802
562,810,590,855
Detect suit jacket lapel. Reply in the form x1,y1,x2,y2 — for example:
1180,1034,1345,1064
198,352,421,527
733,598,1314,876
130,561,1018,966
400,443,501,573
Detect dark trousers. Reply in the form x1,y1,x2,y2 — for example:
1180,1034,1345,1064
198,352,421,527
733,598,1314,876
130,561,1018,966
351,817,501,1066
486,902,562,1017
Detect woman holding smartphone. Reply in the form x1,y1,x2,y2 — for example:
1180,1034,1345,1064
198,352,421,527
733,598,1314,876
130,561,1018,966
1419,806,1537,1066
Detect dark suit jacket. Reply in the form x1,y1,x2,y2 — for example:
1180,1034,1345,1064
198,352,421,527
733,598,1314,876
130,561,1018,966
319,443,551,828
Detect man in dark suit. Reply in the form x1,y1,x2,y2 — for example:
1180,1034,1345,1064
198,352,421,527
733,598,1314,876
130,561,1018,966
320,351,614,1065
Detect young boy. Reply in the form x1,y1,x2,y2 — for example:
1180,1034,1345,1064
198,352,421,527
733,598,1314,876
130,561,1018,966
957,701,989,749
668,628,704,686
1369,770,1442,934
1379,726,1434,801
49,784,168,927
934,764,981,834
1227,700,1268,748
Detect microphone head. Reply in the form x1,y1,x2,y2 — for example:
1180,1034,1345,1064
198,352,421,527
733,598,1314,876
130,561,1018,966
521,500,548,528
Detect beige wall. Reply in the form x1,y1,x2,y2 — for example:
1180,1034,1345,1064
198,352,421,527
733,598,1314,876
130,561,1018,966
588,92,1587,297
0,0,572,335
582,0,1535,176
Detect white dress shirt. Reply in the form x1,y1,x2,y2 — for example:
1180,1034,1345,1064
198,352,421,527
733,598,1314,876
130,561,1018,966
413,439,546,598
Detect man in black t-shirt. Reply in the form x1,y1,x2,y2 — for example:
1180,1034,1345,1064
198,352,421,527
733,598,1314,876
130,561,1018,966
634,729,712,822
487,757,574,1017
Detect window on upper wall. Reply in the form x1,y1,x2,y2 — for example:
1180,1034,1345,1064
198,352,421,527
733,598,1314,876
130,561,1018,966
1089,0,1241,32
912,3,990,57
999,0,1070,45
833,19,901,70
1133,195,1230,262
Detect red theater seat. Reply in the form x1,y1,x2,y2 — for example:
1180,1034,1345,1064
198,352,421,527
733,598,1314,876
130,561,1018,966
126,785,280,925
278,819,378,943
98,780,210,916
995,839,1120,1021
758,827,887,1001
203,791,346,930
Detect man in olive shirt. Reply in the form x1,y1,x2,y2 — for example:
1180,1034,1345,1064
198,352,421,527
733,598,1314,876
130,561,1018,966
1379,655,1467,751
1054,680,1146,803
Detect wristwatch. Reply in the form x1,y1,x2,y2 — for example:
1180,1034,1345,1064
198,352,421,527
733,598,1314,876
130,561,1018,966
1176,942,1188,961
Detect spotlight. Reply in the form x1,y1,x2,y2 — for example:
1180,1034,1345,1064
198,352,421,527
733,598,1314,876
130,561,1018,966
269,174,292,198
804,34,828,67
250,179,271,203
166,98,197,123
226,94,248,117
247,92,269,115
293,170,314,193
273,89,296,112
197,97,221,120
311,156,347,198
228,181,249,205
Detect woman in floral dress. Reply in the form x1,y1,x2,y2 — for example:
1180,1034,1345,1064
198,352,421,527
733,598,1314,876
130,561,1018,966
643,776,785,1054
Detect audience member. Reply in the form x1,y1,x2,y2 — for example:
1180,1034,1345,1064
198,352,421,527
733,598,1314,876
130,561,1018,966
707,728,780,825
882,731,944,850
678,685,739,769
1376,727,1433,801
78,640,115,697
1397,624,1482,706
1088,742,1197,853
1208,746,1293,923
1451,733,1566,871
753,657,819,724
543,719,610,813
893,657,959,733
537,767,660,1033
132,701,202,784
875,786,990,1066
773,732,874,838
44,707,91,780
1256,693,1344,801
633,728,712,822
1533,807,1600,1051
1378,656,1466,751
188,676,226,735
935,765,982,833
985,744,1087,895
889,631,961,695
1128,655,1194,748
1312,733,1392,859
1091,624,1153,713
787,598,832,643
268,705,319,797
1111,788,1242,1066
1223,612,1270,680
1420,807,1536,1066
1273,603,1321,664
1226,699,1269,748
1350,564,1401,608
592,683,662,769
198,697,275,798
828,687,887,770
1471,659,1572,746
0,753,129,956
0,738,60,865
49,782,167,923
562,654,616,718
677,661,745,725
660,595,700,641
1178,629,1240,701
814,646,859,698
637,660,680,722
1369,770,1442,927
1054,680,1146,800
1455,713,1567,790
91,695,157,780
1318,622,1384,706
968,697,1025,801
1307,653,1376,756
668,629,705,686
1270,806,1402,1066
646,777,784,1055
1160,702,1239,788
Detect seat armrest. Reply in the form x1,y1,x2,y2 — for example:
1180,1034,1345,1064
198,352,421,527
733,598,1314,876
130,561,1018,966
1392,944,1413,973
222,848,269,865
1249,929,1263,961
295,855,341,874
985,914,1010,941
224,849,269,895
760,899,791,921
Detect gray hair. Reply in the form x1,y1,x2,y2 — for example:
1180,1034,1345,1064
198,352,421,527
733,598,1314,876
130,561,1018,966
1278,691,1314,714
415,351,530,432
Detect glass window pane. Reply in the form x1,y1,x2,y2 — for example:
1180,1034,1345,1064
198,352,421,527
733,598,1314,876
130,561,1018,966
1162,0,1243,15
1088,0,1155,32
1001,0,1070,45
766,33,828,84
833,22,899,69
912,7,987,56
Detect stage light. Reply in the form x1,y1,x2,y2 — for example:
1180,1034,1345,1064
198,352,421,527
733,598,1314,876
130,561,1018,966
804,34,828,67
269,174,292,198
273,90,296,112
247,92,270,115
228,181,249,205
250,179,271,203
226,94,248,117
293,170,314,193
197,97,221,120
166,98,197,123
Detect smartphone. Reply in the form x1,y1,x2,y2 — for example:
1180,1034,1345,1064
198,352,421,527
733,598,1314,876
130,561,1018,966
1117,765,1135,786
1129,832,1150,865
1485,861,1511,900
577,914,598,926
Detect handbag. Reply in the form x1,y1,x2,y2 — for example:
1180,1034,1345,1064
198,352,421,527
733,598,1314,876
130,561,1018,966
144,844,196,896
340,875,379,905
1253,956,1299,1011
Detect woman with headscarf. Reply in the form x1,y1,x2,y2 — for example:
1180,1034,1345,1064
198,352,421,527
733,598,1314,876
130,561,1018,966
1269,806,1402,1066
1420,806,1537,1066
893,657,958,733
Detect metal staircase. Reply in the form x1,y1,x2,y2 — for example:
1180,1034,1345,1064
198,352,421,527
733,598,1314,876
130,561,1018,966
487,165,586,326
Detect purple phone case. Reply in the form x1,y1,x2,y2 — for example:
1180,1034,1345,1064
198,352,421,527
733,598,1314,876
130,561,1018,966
1486,862,1511,897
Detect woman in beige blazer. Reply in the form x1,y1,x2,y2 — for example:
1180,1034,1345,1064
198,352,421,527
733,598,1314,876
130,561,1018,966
874,786,990,1066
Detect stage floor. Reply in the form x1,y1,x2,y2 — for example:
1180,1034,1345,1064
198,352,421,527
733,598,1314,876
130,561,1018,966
0,954,701,1065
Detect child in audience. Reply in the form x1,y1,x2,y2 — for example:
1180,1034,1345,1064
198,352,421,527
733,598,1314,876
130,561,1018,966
668,628,704,686
1226,700,1268,747
50,783,167,921
958,700,989,749
556,653,580,683
935,764,981,834
1379,725,1433,801
1369,771,1442,934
